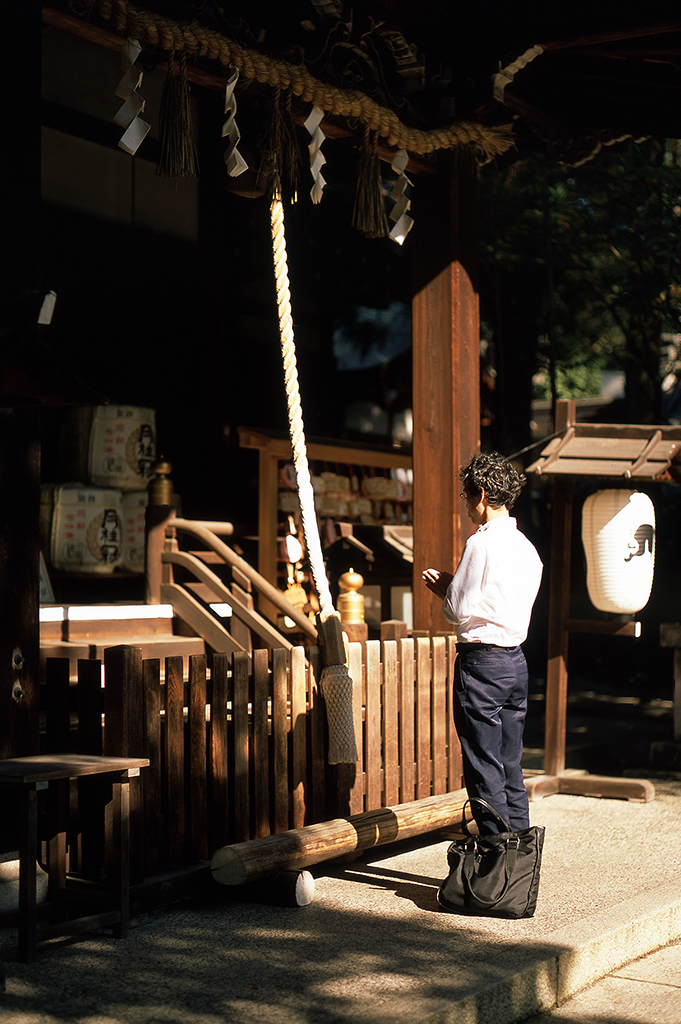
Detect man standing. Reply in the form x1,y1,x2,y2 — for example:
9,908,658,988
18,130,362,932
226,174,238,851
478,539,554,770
422,451,543,835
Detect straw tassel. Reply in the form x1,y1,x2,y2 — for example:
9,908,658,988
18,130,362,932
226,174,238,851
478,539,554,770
262,86,301,201
352,127,389,238
156,50,199,178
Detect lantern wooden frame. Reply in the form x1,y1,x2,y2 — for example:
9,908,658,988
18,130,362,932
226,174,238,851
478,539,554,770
524,400,681,802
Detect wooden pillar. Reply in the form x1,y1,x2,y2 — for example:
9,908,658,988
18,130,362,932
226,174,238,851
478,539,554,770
411,150,480,630
0,411,41,763
544,399,576,775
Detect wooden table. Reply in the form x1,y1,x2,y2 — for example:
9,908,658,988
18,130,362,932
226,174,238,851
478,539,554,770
0,754,149,961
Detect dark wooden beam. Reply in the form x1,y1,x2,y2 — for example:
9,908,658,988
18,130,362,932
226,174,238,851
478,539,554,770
565,619,640,637
540,21,681,50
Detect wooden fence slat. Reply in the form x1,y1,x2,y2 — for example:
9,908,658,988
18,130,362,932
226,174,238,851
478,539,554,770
104,646,145,882
347,641,364,814
103,646,144,756
143,658,163,876
307,647,327,822
365,641,382,811
252,648,270,839
77,658,103,756
382,640,399,807
44,657,71,754
271,647,289,834
416,637,431,799
399,637,415,803
290,646,307,828
189,654,208,861
165,655,185,867
232,651,250,842
431,637,447,794
210,653,230,850
76,659,105,880
446,636,463,791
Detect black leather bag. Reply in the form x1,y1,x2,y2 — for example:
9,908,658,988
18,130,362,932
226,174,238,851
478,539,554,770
437,798,545,919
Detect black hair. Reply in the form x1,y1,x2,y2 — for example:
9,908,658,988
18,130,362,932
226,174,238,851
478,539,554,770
459,451,525,510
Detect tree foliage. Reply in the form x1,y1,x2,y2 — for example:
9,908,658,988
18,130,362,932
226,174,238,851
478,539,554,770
478,139,681,435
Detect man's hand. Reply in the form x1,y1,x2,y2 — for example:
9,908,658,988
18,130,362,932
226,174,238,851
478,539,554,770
421,567,453,599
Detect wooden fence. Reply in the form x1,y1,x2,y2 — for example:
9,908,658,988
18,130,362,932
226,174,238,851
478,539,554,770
42,635,463,883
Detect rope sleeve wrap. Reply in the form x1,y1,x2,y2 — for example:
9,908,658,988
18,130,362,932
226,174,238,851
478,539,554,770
320,663,358,764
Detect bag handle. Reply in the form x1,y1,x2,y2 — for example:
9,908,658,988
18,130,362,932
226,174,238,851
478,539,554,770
462,835,520,908
462,797,512,836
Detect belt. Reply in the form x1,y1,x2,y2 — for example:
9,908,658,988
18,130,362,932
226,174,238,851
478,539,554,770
455,642,516,652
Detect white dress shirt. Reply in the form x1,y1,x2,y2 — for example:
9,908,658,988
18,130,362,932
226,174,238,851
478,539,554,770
442,517,543,646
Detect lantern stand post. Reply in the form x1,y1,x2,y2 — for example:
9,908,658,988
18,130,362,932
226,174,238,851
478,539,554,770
525,399,655,803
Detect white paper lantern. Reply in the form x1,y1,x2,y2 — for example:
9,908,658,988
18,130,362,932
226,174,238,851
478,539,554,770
581,489,655,614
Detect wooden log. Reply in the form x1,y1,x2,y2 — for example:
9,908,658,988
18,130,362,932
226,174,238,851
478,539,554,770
211,789,469,886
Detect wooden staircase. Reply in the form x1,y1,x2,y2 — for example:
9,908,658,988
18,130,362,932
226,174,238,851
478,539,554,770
40,602,206,679
40,516,319,677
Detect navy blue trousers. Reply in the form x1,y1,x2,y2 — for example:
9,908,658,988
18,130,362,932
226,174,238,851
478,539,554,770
453,643,530,835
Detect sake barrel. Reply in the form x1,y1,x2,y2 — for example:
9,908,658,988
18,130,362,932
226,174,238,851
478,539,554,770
121,490,147,573
60,405,156,492
42,483,123,573
581,489,655,614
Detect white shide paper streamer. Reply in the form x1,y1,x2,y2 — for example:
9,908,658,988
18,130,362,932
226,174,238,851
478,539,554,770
304,106,327,204
222,67,248,177
114,39,151,156
388,149,414,246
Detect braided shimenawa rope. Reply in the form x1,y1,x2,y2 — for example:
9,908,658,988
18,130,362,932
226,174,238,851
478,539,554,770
91,0,515,160
270,191,358,764
269,193,332,617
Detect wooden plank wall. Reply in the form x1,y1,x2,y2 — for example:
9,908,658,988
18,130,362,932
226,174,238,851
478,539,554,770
42,635,463,878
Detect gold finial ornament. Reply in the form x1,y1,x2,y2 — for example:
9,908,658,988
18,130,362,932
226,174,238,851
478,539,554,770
147,459,174,506
338,568,365,624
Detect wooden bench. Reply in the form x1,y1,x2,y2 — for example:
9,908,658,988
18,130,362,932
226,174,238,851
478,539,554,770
0,754,148,961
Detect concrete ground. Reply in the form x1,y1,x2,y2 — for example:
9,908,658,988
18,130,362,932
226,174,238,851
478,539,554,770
1,770,681,1024
522,938,681,1023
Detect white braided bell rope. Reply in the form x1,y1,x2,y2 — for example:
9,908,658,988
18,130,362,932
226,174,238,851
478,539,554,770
270,192,358,764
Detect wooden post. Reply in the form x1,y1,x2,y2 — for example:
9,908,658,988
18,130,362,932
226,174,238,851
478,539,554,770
527,399,657,804
145,505,176,604
412,150,480,631
0,4,42,774
544,400,575,776
380,620,408,641
0,411,41,767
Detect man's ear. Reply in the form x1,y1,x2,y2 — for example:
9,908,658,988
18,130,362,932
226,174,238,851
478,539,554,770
478,487,487,507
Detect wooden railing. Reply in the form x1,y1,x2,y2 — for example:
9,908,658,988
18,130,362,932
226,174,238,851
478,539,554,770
145,511,317,655
43,634,463,883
